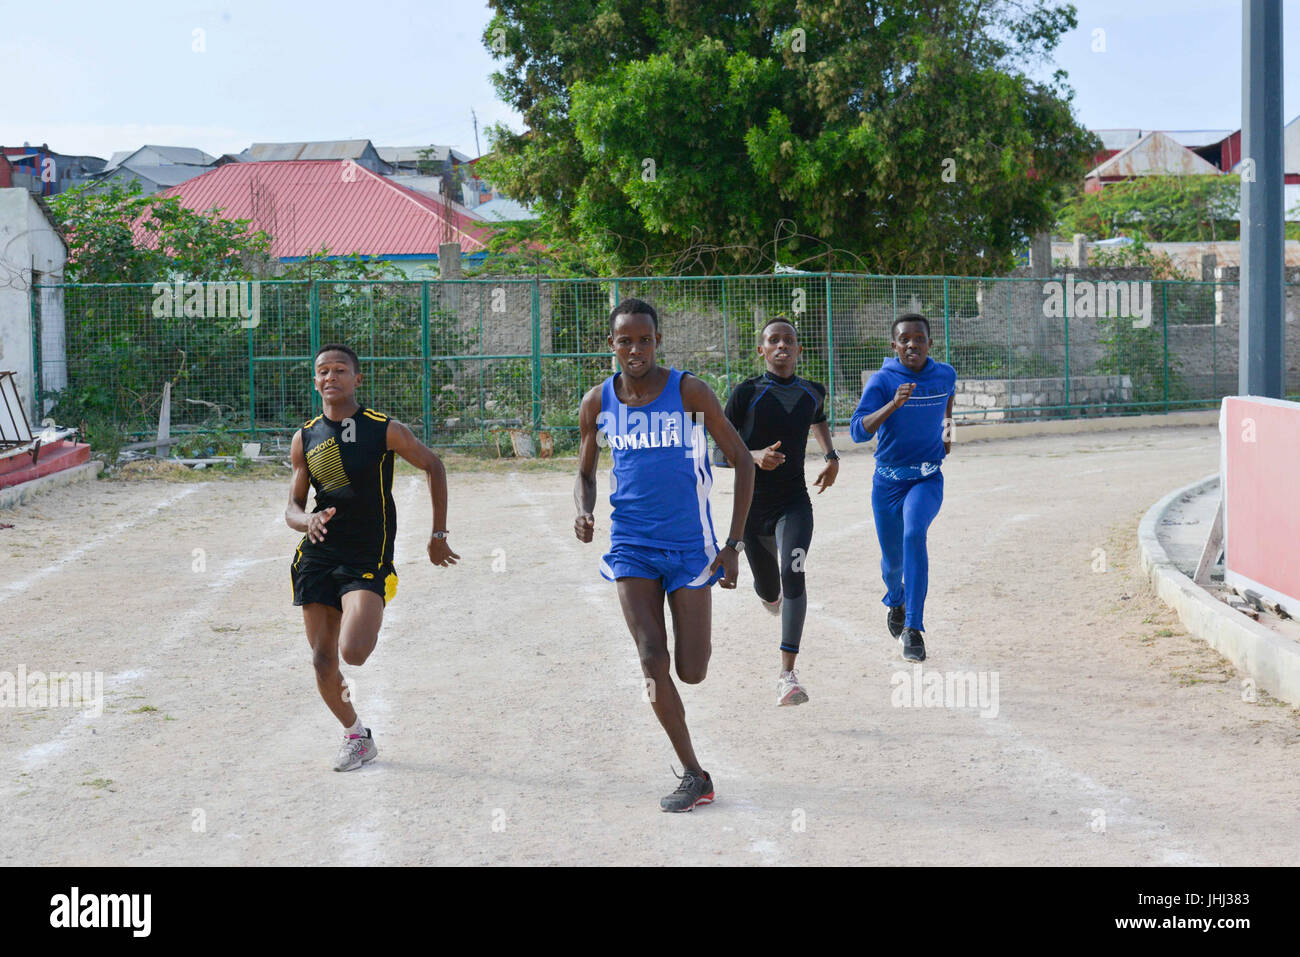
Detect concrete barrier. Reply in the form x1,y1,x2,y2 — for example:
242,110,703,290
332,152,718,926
1139,473,1300,707
0,461,103,510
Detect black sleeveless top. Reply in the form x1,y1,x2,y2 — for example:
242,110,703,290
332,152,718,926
298,406,396,568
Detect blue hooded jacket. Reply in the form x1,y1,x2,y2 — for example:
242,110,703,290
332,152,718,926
849,356,957,466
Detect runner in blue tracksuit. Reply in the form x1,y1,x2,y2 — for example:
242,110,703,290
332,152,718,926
850,313,957,662
574,298,755,812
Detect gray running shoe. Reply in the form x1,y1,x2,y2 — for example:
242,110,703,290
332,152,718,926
333,728,378,771
777,669,809,706
660,768,715,812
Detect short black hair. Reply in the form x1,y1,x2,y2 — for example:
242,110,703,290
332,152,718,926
315,343,360,373
891,313,931,339
758,317,798,341
608,297,658,330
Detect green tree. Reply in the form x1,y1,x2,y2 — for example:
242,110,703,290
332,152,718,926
48,180,273,282
481,0,1098,275
1057,175,1241,243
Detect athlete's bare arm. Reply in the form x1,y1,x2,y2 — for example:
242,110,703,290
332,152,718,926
386,419,459,567
286,430,335,543
681,375,754,588
573,385,601,543
810,420,839,493
943,394,955,454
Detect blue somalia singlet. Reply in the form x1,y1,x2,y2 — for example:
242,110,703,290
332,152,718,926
598,367,718,552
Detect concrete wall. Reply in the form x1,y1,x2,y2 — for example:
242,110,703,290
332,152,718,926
0,188,66,422
952,375,1133,420
1200,265,1300,395
1051,239,1300,273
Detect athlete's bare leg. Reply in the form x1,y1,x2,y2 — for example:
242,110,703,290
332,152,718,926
303,603,356,727
617,577,704,776
666,584,712,684
339,590,384,666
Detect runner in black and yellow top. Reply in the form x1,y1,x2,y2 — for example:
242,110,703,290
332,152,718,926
286,344,458,771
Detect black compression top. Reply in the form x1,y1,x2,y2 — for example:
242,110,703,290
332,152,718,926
723,371,827,507
297,406,396,568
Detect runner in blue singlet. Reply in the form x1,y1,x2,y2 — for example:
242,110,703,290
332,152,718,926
575,298,755,812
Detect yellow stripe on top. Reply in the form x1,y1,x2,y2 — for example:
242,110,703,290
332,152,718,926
377,451,388,568
303,414,322,428
362,410,388,422
305,437,349,493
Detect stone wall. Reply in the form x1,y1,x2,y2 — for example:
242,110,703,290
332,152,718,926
952,375,1133,420
1051,239,1300,274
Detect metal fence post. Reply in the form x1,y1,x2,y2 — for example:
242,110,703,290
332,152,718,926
29,284,40,423
942,276,950,364
309,281,320,412
421,281,432,444
531,279,542,431
824,272,835,431
610,280,620,373
721,276,731,392
1063,277,1071,415
247,315,256,437
1162,281,1170,413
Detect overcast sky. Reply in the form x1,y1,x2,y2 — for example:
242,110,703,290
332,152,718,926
2,0,1296,160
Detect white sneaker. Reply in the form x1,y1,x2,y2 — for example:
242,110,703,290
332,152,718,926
777,670,808,707
761,596,782,616
333,728,378,771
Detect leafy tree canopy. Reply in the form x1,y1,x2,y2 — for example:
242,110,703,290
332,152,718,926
480,0,1098,275
1056,175,1243,243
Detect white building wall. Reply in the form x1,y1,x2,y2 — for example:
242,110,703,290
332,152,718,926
0,188,67,422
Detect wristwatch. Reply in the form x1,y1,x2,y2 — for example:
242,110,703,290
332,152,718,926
824,450,840,461
725,537,745,553
431,530,449,539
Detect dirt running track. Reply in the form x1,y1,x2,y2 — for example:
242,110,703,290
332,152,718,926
2,424,1297,866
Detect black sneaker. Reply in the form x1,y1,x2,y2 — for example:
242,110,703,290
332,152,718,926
899,628,926,662
660,768,715,812
887,605,906,639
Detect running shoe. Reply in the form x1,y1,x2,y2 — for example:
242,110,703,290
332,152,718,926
899,628,926,662
333,728,378,772
777,669,809,706
761,595,782,616
660,768,715,812
887,604,906,639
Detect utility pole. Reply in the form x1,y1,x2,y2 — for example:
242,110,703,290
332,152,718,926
1239,0,1285,397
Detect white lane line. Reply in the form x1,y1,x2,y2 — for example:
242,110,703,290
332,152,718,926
9,505,288,776
812,613,1212,865
1,484,205,604
334,476,420,866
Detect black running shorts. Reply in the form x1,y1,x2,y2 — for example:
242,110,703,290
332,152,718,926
290,555,398,610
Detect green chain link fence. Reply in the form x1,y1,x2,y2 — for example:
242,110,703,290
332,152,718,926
30,274,1300,454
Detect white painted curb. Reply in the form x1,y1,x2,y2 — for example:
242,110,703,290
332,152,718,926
1139,473,1300,707
0,461,103,510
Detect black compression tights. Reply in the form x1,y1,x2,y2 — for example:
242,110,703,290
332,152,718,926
743,500,814,655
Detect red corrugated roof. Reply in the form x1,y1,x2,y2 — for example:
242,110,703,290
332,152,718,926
134,159,490,258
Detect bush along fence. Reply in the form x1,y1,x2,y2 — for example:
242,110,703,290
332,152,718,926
30,272,1300,454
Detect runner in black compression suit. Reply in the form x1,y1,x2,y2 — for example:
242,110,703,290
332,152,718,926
719,319,839,705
